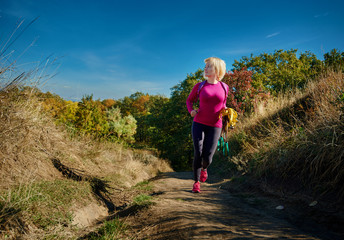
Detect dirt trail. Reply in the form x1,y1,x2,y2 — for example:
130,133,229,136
129,172,342,240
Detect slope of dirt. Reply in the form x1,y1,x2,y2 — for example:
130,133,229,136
127,172,344,240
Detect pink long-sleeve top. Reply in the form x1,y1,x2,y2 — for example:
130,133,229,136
186,81,229,128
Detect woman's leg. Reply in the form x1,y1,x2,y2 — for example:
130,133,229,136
192,122,204,182
202,125,222,169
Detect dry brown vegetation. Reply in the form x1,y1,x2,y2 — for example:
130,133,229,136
0,87,171,239
222,71,344,204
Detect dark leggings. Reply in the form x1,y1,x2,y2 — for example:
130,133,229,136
192,121,222,182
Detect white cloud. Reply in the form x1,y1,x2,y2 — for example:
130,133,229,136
314,12,329,18
266,32,280,38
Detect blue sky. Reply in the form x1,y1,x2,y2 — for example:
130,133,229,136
1,0,343,101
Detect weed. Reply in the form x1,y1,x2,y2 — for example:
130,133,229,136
133,180,153,191
88,217,128,240
132,194,153,206
0,179,92,231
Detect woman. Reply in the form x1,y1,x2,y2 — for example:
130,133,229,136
186,57,228,193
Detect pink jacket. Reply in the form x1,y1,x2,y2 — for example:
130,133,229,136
186,81,228,128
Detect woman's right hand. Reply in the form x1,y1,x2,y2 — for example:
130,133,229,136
191,109,198,117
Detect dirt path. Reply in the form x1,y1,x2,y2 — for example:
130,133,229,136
128,172,342,240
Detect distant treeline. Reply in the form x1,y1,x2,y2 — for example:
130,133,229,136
39,48,344,170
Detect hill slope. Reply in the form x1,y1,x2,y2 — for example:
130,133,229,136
0,91,171,239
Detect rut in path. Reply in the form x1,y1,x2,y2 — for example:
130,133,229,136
129,172,342,240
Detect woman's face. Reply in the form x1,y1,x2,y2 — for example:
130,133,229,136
204,63,216,78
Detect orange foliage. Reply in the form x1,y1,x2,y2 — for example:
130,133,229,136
132,94,150,114
102,99,116,109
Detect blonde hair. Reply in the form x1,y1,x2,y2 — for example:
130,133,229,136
204,57,226,81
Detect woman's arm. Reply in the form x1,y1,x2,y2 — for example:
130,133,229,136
186,83,200,114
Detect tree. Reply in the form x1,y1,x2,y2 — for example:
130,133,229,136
107,107,137,143
222,68,271,115
102,99,116,109
74,94,109,138
233,49,323,94
57,100,78,126
324,49,344,72
148,69,204,170
39,91,66,118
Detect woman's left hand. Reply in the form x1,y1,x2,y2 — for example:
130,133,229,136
191,109,198,117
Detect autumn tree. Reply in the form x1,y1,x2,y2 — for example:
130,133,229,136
102,98,116,109
222,68,271,115
114,92,157,143
57,100,78,126
74,94,109,138
39,91,66,118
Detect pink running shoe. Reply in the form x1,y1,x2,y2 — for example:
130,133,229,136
200,169,208,182
192,181,200,193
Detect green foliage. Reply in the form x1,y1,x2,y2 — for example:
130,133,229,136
74,95,109,138
114,92,150,117
40,92,137,143
147,69,204,170
107,107,137,143
324,48,344,72
57,100,78,125
143,95,169,145
233,49,323,94
113,92,168,144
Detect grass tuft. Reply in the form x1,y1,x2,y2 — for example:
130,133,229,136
132,194,153,207
133,180,153,191
87,217,128,240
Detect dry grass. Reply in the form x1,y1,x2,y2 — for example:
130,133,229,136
0,88,171,187
223,71,344,202
0,90,171,238
0,84,171,239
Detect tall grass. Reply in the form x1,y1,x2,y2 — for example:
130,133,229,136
224,71,344,202
0,85,171,239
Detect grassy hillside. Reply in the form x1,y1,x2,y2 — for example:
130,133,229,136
214,71,344,205
0,87,171,239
